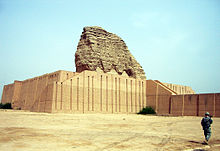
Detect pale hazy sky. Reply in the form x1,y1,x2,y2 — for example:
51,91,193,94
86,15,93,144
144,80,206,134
0,0,220,98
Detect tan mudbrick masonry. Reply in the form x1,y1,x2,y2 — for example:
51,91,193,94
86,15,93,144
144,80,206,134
1,26,219,117
1,70,219,117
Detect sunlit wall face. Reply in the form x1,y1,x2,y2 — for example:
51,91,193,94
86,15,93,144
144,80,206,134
0,0,219,99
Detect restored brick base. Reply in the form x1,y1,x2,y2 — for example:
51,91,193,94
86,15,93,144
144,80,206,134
1,70,219,117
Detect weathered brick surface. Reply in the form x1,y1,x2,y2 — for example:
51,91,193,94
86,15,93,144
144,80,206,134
75,26,146,79
1,26,219,116
1,70,219,117
183,94,198,116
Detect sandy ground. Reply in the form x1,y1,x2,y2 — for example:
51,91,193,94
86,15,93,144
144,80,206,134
0,110,219,151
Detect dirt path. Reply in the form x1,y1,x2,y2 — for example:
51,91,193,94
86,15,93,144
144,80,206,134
0,110,219,151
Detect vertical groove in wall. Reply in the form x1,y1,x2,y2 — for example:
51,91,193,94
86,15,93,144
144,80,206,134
60,82,63,110
100,75,102,111
45,76,48,111
70,79,72,110
135,80,137,113
197,95,199,116
182,95,185,116
83,73,85,113
131,80,133,113
169,97,171,114
142,82,144,108
37,85,40,111
145,81,147,107
213,93,216,117
119,78,121,112
77,78,79,111
55,82,58,110
33,78,39,111
44,85,48,112
126,79,128,113
25,80,31,110
156,83,159,113
88,76,90,111
106,76,108,112
115,78,117,112
139,81,141,110
111,76,113,113
92,76,94,111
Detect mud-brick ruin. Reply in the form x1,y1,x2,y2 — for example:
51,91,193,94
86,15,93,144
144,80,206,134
1,26,220,117
75,26,146,79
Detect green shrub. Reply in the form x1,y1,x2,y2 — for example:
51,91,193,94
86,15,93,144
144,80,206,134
138,106,156,115
0,103,12,109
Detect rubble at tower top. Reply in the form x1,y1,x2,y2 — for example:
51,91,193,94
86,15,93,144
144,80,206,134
75,26,146,79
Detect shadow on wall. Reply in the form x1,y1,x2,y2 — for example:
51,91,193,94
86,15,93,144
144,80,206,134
0,103,12,109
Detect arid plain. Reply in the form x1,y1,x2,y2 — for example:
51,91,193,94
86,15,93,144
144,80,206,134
0,110,219,151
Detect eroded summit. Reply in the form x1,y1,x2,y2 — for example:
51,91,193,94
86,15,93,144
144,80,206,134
75,26,146,79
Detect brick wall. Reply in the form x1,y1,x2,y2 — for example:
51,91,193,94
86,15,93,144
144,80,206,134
155,93,220,117
1,83,14,104
51,70,147,114
1,70,219,117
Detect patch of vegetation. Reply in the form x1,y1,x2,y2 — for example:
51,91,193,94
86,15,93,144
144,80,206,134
137,106,156,115
0,103,12,109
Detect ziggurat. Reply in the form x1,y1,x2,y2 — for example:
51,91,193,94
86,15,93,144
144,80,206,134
1,27,220,117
